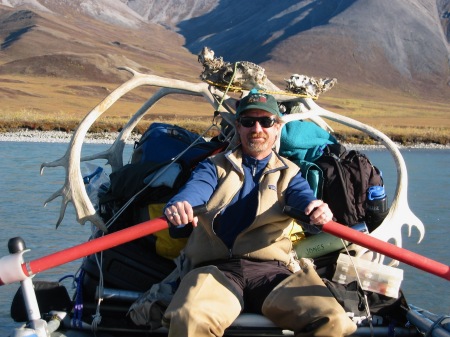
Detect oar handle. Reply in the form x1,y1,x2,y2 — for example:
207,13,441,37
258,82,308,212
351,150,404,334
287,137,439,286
283,206,450,281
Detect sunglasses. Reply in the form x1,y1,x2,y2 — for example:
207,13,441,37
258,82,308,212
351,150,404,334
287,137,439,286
238,116,277,128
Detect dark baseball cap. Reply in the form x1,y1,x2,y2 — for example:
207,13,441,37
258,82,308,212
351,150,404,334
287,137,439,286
236,90,281,117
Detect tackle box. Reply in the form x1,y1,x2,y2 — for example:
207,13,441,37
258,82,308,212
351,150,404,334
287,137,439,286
332,253,404,298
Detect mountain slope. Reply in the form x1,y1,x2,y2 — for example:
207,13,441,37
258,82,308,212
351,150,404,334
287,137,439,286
0,4,198,83
0,0,448,106
126,0,217,30
264,0,450,92
0,2,204,121
1,0,145,28
158,0,449,97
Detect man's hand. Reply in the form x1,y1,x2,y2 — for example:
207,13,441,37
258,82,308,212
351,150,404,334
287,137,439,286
304,200,333,225
164,201,199,227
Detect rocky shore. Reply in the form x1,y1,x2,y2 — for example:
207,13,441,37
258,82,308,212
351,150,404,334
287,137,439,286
0,129,449,149
0,130,140,144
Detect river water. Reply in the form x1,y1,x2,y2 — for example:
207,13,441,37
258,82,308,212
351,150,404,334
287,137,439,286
0,142,449,335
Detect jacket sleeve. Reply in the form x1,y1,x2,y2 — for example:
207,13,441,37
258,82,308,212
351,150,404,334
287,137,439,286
166,158,218,209
165,159,219,237
285,171,316,211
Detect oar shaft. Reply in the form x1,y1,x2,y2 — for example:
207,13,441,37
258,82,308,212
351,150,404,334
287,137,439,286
22,217,169,277
322,221,450,281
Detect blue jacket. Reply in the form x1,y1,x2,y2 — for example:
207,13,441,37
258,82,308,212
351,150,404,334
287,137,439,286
167,148,316,249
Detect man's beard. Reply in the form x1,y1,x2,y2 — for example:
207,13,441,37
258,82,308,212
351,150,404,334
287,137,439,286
246,132,271,153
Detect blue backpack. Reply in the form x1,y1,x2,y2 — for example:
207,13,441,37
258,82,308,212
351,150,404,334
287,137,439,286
131,122,218,166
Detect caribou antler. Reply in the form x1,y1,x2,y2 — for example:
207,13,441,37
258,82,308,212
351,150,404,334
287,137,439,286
41,67,221,231
285,74,337,98
199,46,268,90
282,98,425,265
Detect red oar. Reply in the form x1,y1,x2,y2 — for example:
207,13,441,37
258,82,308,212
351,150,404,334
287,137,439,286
283,205,450,281
0,205,207,286
322,220,450,281
1,205,449,285
17,219,450,281
26,217,169,276
0,217,169,286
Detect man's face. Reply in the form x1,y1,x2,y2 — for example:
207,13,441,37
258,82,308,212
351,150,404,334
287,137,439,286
236,109,282,159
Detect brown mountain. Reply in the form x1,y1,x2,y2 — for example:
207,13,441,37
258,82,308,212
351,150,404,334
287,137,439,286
0,2,203,121
0,0,448,139
0,4,197,82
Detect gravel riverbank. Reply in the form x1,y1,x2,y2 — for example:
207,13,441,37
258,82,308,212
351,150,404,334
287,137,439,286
0,129,449,149
0,130,140,144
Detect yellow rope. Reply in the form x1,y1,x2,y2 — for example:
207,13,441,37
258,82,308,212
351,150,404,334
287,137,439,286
215,62,239,109
260,89,317,100
205,79,244,92
204,79,318,100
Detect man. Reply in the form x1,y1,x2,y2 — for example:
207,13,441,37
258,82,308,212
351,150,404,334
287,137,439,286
162,91,357,337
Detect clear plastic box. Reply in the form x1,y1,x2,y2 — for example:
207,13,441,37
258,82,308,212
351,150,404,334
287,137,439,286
332,253,404,298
